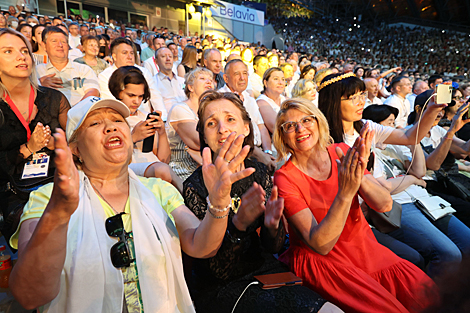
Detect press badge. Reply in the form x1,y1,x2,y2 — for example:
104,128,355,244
22,153,50,179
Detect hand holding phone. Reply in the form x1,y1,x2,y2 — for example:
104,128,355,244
142,112,161,152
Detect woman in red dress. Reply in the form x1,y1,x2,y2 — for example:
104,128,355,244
272,98,438,313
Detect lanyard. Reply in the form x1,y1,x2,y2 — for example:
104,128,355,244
4,85,35,141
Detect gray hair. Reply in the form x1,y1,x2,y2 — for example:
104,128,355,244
184,67,213,98
203,48,220,61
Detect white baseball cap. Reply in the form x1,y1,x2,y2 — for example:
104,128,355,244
66,96,130,141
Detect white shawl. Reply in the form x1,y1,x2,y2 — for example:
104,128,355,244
43,170,195,313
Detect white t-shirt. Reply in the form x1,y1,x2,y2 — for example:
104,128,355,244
16,0,35,12
343,120,395,175
375,144,429,204
383,94,411,128
126,109,160,164
166,102,198,151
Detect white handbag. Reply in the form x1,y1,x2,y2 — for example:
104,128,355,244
414,196,456,221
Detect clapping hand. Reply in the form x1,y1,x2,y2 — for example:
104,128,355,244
336,136,367,200
202,132,255,209
232,182,266,231
28,122,51,153
264,186,284,234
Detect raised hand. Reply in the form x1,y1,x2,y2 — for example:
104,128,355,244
264,185,284,232
449,102,470,134
48,129,80,219
202,132,255,208
131,120,157,143
335,138,366,200
232,182,266,231
27,122,51,153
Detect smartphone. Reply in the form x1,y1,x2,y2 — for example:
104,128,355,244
436,84,452,105
141,112,160,153
254,272,302,290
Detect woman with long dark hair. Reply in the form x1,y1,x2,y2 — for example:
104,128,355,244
177,45,198,78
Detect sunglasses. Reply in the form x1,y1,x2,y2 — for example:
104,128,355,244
105,213,135,268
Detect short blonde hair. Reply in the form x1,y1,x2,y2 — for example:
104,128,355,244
273,98,333,161
291,79,314,98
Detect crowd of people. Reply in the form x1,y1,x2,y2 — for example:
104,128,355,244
271,16,470,78
1,7,470,313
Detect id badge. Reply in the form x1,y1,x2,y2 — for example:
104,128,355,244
22,153,50,179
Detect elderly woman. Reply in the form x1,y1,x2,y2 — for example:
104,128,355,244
166,67,214,181
10,94,255,312
292,79,317,106
0,28,69,242
256,67,286,133
183,91,340,313
74,35,109,76
273,98,438,313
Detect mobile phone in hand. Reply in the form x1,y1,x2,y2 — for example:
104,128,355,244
142,112,160,152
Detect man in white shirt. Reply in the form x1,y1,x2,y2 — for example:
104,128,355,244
177,37,187,62
383,76,412,128
98,38,166,119
407,80,429,112
154,47,186,113
37,27,99,107
167,42,180,73
142,36,166,76
249,55,269,99
68,22,81,49
364,78,383,107
220,59,275,171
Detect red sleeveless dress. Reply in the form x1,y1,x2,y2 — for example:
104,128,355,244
274,143,438,313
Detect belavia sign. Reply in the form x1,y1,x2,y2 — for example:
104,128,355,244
210,0,264,26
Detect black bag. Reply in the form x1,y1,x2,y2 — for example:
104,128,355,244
435,169,470,202
0,173,54,250
366,201,402,234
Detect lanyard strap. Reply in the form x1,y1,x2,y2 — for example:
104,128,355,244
4,85,35,141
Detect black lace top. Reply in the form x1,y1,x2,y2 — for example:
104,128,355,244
0,87,70,182
183,159,285,284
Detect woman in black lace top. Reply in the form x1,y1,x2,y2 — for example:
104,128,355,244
0,29,70,242
183,91,339,313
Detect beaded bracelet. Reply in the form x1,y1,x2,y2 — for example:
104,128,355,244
206,196,231,213
207,208,230,219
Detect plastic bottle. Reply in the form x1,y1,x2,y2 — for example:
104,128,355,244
0,245,12,288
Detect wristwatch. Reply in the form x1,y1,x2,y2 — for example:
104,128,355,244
226,220,248,244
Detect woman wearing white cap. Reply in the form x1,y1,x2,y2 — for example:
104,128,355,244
9,96,255,313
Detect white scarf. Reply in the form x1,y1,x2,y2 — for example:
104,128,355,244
43,170,195,313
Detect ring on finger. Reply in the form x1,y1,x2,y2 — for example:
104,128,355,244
224,158,230,163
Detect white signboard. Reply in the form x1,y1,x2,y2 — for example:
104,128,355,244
210,0,264,26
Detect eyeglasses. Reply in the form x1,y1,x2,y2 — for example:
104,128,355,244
281,115,317,133
454,96,463,101
105,213,135,268
341,91,368,106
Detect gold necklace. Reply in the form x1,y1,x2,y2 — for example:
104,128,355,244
89,179,122,215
